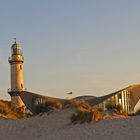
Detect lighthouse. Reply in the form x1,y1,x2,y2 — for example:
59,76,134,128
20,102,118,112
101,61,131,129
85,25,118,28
8,40,25,108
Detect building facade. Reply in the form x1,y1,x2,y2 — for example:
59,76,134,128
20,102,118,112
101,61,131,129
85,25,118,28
94,85,140,114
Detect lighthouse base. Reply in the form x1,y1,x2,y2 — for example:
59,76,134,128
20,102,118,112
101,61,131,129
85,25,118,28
11,96,25,108
8,91,25,108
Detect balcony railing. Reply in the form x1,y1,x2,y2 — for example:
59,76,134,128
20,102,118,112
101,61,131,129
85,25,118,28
8,88,27,93
8,56,24,63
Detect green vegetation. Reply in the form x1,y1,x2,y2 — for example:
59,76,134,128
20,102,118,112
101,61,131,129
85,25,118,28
68,99,102,124
71,107,92,124
33,98,62,114
64,99,90,109
105,98,122,113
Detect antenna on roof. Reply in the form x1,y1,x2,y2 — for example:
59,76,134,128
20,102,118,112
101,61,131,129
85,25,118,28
13,38,16,43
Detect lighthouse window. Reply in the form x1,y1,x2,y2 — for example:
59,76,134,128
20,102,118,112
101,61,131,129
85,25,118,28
21,84,23,88
20,65,22,70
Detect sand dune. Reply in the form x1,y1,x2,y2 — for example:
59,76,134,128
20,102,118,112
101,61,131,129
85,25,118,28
0,108,139,140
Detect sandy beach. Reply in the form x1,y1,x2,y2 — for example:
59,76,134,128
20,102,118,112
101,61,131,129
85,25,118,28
0,108,139,140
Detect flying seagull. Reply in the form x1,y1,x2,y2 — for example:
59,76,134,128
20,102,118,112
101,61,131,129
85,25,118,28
67,92,72,95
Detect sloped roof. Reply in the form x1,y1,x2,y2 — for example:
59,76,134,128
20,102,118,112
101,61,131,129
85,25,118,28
19,84,140,113
20,91,65,113
87,84,140,106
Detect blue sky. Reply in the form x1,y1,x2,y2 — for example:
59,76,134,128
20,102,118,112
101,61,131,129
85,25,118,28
1,0,140,99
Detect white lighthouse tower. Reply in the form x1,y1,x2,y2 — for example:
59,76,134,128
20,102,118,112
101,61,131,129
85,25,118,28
8,40,25,108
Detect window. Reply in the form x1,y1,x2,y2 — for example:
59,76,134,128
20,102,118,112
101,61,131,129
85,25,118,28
118,94,121,99
21,84,23,88
20,65,22,70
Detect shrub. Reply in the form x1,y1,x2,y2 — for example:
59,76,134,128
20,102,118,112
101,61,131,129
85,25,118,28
0,101,11,115
91,106,102,122
106,103,122,112
16,106,28,119
64,99,90,110
71,107,92,124
0,100,32,119
34,103,50,114
47,99,62,109
71,105,102,124
33,98,63,114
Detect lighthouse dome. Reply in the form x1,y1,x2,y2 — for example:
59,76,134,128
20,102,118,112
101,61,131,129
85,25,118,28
11,41,21,49
11,41,22,55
